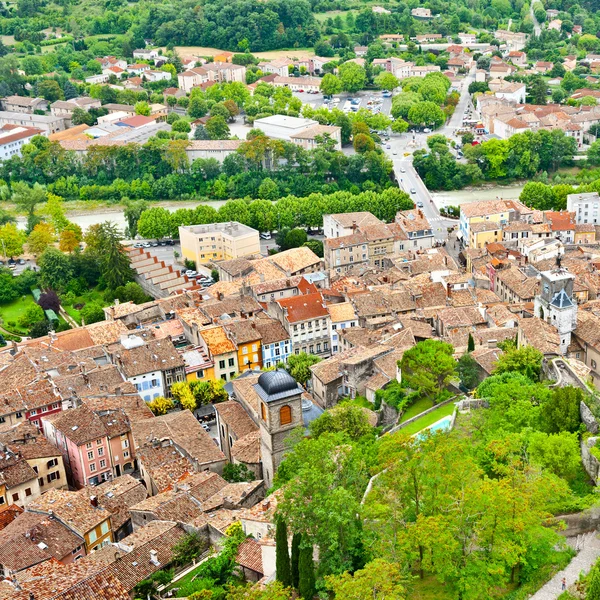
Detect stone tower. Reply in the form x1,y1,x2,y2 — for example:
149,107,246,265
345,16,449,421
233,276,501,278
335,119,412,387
534,258,577,355
254,369,303,488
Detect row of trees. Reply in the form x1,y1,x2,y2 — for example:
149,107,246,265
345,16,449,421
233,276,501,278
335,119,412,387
414,129,578,190
135,188,413,241
1,130,396,203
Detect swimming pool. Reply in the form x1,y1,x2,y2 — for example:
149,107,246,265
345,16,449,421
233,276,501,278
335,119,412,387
414,414,454,440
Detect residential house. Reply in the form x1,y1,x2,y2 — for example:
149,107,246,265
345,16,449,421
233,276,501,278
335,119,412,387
495,266,539,303
508,51,527,66
131,410,226,495
323,211,382,238
567,192,600,225
459,33,477,45
77,475,147,541
518,316,561,357
27,488,113,553
289,124,342,151
43,405,115,488
268,292,331,357
179,222,260,266
255,318,292,369
126,63,150,75
395,209,435,249
0,451,41,508
108,336,186,400
415,34,443,43
0,423,67,497
199,326,239,382
2,96,48,114
488,80,527,103
459,199,522,245
469,221,504,249
412,7,433,18
328,302,358,354
535,61,554,74
0,511,86,575
224,320,263,371
132,49,159,60
0,125,41,161
324,232,369,273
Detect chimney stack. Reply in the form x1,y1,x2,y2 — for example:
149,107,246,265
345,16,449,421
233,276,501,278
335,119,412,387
90,496,98,508
150,549,159,566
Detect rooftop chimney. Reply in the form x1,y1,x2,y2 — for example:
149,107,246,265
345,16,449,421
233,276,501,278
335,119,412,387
150,549,159,566
90,496,98,508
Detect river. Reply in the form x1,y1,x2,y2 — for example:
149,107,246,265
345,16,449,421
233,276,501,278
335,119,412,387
12,184,526,233
15,200,230,233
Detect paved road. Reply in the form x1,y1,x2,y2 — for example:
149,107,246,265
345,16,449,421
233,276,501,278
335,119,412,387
530,533,600,600
381,70,474,241
530,3,542,36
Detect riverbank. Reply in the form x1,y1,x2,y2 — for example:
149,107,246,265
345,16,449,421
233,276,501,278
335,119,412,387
432,183,525,210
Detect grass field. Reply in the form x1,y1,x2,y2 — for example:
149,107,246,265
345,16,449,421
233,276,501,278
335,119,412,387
399,397,433,422
400,402,456,436
0,295,38,334
408,575,456,600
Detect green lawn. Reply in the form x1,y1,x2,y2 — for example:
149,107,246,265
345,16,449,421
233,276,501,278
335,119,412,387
62,287,107,325
399,397,434,423
400,402,456,436
0,295,38,334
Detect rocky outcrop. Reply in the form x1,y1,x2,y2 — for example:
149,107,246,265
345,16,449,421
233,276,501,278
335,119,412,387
581,436,600,484
581,401,599,434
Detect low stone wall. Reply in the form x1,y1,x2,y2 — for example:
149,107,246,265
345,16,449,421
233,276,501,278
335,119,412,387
456,398,489,411
378,400,399,428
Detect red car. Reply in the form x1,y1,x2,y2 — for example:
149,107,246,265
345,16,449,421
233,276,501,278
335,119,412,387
298,89,304,92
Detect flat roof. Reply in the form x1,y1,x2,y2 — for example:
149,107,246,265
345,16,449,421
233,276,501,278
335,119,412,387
254,115,318,130
180,221,258,238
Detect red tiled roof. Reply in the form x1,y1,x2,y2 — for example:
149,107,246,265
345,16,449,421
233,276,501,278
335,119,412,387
276,292,328,323
236,538,263,574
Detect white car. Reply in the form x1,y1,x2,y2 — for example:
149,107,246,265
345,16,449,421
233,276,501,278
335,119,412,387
400,168,406,173
185,269,197,277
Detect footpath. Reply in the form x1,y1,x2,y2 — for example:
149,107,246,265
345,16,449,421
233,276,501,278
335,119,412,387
530,532,600,599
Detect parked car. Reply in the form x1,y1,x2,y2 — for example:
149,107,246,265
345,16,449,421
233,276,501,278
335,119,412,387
202,423,211,432
410,188,417,194
400,167,406,173
260,231,272,240
185,269,197,277
18,259,25,265
416,201,424,208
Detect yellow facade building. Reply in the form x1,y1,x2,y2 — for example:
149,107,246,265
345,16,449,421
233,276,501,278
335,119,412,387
469,221,503,249
179,222,261,266
224,320,262,371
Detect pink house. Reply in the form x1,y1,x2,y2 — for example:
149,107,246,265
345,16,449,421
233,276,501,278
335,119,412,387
42,405,135,488
0,379,62,432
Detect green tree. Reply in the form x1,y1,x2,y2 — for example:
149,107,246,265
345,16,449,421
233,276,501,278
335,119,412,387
291,533,301,589
147,396,175,416
84,222,133,290
276,519,292,588
37,80,63,102
171,382,197,411
457,352,479,390
309,404,373,441
353,133,375,153
539,386,582,434
338,62,367,93
320,74,342,96
27,223,55,255
407,101,445,129
137,207,173,240
399,339,457,401
188,379,228,406
303,240,323,258
206,115,230,140
519,182,557,210
222,463,255,482
467,333,475,352
588,140,600,167
286,353,321,385
298,544,316,600
18,303,44,328
0,223,26,258
134,101,151,116
38,247,73,291
258,177,279,200
80,302,105,324
527,431,581,480
172,119,191,133
171,531,207,566
325,559,407,600
529,75,548,105
375,72,399,92
123,199,150,238
281,228,307,250
493,345,543,381
11,182,46,217
587,560,600,600
226,582,292,600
